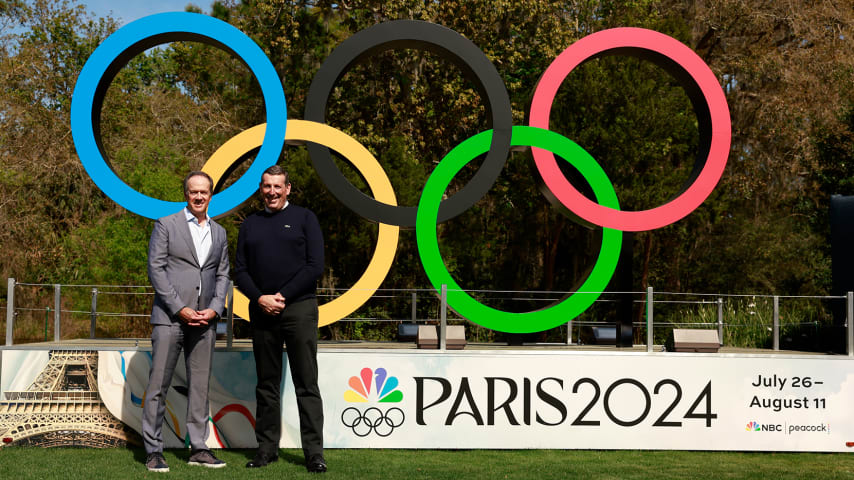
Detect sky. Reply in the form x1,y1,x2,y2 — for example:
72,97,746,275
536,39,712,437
79,0,209,25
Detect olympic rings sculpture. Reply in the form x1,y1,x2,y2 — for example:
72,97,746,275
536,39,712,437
341,406,405,437
71,13,731,334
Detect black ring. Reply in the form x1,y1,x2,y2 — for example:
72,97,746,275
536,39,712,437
341,406,362,428
341,407,372,437
383,407,405,428
304,19,513,227
341,406,405,437
362,407,384,436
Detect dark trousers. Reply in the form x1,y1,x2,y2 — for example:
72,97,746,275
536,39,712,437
251,298,323,459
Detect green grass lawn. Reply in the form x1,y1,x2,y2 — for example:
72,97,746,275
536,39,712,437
0,448,852,479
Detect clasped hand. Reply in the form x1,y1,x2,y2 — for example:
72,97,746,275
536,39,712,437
258,293,286,316
178,307,217,326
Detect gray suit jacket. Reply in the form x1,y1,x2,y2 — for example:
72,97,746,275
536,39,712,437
147,209,230,325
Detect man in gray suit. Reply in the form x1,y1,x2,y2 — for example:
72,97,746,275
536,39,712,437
142,171,230,472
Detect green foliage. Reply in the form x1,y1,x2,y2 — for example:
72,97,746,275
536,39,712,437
804,103,854,246
59,215,152,285
3,0,854,343
654,295,836,352
113,140,188,202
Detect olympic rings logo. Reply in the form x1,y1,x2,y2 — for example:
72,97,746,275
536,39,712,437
71,13,730,334
341,406,405,437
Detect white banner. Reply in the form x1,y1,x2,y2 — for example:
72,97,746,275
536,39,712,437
4,348,854,451
318,350,854,452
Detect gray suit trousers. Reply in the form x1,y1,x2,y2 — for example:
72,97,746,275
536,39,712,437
142,322,216,454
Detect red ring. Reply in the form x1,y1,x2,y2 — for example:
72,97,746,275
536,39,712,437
529,27,731,232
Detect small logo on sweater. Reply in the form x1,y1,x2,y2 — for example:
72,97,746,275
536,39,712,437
284,224,291,228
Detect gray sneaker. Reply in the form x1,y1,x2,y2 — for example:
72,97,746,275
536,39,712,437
188,449,227,468
145,452,169,473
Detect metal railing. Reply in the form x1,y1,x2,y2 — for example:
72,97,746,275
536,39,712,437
4,278,853,355
2,391,101,401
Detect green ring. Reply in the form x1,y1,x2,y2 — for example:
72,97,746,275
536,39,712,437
416,126,622,333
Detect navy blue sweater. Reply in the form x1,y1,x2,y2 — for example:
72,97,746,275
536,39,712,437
234,204,324,305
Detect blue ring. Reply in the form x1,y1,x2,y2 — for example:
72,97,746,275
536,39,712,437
70,12,286,219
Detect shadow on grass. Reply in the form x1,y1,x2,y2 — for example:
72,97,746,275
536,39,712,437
130,446,147,465
278,448,305,467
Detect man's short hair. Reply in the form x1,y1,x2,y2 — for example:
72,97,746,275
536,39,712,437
183,171,214,194
262,165,289,184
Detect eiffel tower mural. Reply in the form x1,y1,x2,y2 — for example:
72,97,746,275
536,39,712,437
0,350,141,447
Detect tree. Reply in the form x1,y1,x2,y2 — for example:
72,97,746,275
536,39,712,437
5,0,854,342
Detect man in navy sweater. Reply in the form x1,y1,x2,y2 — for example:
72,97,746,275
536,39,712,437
234,165,326,473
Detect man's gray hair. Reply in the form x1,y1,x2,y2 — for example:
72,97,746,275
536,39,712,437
183,171,214,194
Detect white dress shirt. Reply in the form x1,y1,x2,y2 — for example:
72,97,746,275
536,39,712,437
184,207,212,268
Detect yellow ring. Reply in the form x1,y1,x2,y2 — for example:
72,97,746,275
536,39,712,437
201,119,400,327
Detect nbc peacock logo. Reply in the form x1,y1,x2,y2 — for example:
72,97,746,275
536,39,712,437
746,421,760,432
341,367,405,437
